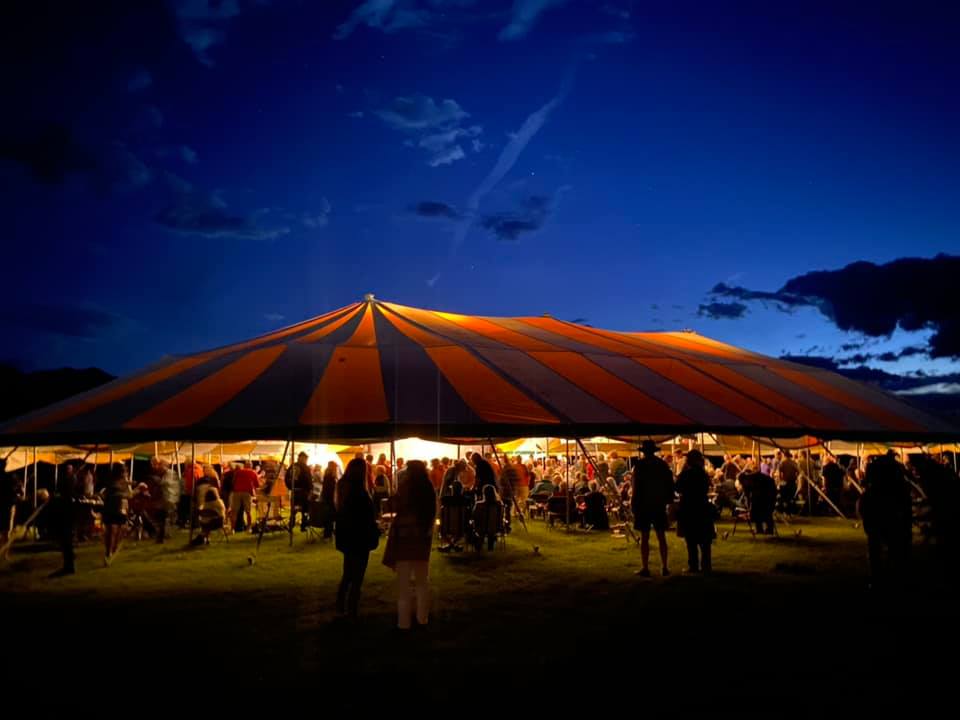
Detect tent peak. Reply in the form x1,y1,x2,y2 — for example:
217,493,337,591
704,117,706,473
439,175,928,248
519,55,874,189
363,293,376,302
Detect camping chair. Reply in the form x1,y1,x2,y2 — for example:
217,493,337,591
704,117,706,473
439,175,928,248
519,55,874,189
731,494,778,538
472,502,505,551
197,508,229,544
527,492,550,520
545,495,579,529
438,501,469,552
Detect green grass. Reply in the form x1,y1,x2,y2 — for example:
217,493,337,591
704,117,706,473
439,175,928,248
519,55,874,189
1,516,954,709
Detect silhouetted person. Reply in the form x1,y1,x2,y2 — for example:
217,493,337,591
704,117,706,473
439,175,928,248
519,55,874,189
583,481,609,530
334,458,379,618
777,451,800,513
676,450,715,574
472,484,503,551
0,458,20,549
383,460,437,630
49,462,76,577
631,440,675,577
822,456,845,510
858,452,912,589
320,462,338,539
102,462,131,566
472,453,497,496
909,454,959,577
740,461,776,534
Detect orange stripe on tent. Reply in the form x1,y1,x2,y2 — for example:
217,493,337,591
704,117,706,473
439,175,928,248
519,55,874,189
382,302,503,346
299,347,389,424
125,345,287,429
10,355,213,433
768,366,923,433
684,360,840,429
212,303,359,353
342,304,378,347
297,305,364,343
379,306,450,347
425,346,559,425
629,332,756,362
519,317,644,355
528,351,691,425
434,312,557,351
634,358,797,428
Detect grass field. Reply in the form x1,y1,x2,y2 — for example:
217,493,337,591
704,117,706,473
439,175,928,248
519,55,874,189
1,515,954,711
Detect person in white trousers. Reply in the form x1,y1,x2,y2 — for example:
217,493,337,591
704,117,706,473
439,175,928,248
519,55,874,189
382,460,437,630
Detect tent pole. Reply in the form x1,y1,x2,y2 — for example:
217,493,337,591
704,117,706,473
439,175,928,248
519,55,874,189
289,438,295,546
565,438,571,532
391,439,397,494
188,441,197,542
577,437,636,545
32,448,38,509
53,456,59,494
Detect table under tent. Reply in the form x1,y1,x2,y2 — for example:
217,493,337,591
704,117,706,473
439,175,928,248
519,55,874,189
2,296,957,546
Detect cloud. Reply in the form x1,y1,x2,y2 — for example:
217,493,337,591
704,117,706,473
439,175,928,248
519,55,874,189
0,124,96,184
697,302,747,320
0,303,128,341
499,0,568,41
302,198,332,229
451,79,569,250
347,111,365,118
99,143,153,191
897,383,960,396
333,1,479,40
127,68,153,92
837,345,928,366
156,188,289,240
480,194,555,241
713,254,960,359
172,0,242,67
264,313,285,323
840,341,867,352
472,138,484,152
180,145,198,164
378,95,480,166
411,201,462,219
377,95,468,131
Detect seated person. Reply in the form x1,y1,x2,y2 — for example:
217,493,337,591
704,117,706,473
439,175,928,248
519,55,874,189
715,476,740,517
472,485,503,551
193,488,226,545
582,481,609,530
546,487,579,526
530,475,555,497
371,465,391,517
439,481,469,549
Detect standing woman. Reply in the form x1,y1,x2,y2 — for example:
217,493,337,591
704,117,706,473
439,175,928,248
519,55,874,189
335,458,379,618
675,450,716,574
383,460,437,630
102,462,132,566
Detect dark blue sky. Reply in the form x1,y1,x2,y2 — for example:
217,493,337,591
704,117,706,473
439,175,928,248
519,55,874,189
1,0,958,387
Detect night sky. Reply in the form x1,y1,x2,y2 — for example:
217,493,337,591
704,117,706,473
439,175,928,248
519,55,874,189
1,1,958,396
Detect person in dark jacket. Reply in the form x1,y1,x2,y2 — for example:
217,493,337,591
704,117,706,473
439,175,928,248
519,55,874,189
676,450,715,574
472,453,497,497
631,440,675,577
858,451,913,588
739,460,777,534
334,458,379,618
320,462,338,539
49,462,76,576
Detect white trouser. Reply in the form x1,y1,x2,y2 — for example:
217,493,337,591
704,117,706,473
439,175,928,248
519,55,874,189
396,560,430,629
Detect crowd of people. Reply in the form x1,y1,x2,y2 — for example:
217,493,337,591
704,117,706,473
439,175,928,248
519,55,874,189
1,441,957,604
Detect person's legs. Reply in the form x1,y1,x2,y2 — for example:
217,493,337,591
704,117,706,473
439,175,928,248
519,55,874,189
655,528,669,572
396,561,413,629
640,527,651,570
413,560,430,625
701,541,712,573
347,552,370,618
336,552,353,614
228,493,240,534
686,538,699,572
103,523,112,560
156,506,167,543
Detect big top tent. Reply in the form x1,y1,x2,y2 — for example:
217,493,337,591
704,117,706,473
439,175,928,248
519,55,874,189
1,296,956,446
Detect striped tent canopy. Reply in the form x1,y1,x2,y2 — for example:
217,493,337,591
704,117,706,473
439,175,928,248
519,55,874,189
2,297,956,444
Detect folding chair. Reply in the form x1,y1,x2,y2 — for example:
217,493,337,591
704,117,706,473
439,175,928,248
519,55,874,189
472,502,505,551
438,501,469,551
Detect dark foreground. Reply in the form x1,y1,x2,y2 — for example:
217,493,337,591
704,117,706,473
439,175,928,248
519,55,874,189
1,517,955,713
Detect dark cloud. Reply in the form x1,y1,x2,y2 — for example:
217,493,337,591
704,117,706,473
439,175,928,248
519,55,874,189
155,189,289,241
697,302,748,320
172,0,247,67
795,334,807,339
0,124,96,183
480,194,552,241
840,341,867,352
411,200,462,219
837,345,929,366
0,303,127,340
712,254,960,359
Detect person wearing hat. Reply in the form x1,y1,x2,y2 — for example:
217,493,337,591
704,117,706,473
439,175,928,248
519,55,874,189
631,440,675,577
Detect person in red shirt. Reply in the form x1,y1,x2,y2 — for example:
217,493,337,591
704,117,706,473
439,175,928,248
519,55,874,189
229,461,261,533
177,461,203,527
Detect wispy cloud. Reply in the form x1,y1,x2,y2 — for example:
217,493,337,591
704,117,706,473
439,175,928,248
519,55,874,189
333,1,480,40
180,145,198,164
499,0,568,41
302,198,332,229
156,187,289,241
586,30,635,44
377,95,481,167
347,110,365,118
127,68,153,92
172,0,243,67
264,312,285,323
411,200,462,219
